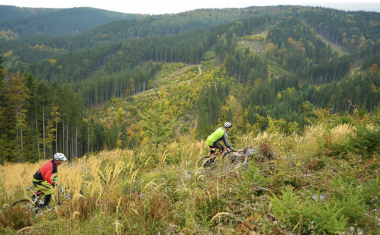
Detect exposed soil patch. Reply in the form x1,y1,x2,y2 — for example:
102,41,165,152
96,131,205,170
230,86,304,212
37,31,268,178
238,30,267,55
238,30,350,57
238,40,266,55
316,34,350,55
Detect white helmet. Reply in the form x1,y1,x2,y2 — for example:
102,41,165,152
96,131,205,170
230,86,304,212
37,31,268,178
224,122,232,128
54,153,67,161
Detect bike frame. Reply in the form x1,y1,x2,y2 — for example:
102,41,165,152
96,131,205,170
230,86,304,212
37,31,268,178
198,148,235,169
26,184,72,204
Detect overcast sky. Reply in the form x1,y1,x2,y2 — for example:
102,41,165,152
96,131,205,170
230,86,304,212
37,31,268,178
2,1,380,14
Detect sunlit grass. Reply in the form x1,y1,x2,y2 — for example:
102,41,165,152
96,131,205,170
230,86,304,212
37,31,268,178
1,120,379,234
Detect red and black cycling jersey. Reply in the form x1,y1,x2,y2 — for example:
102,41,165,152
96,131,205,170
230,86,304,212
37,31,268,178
33,160,58,185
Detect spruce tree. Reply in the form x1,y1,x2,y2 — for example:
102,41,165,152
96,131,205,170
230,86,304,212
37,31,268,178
9,72,29,162
138,99,176,148
0,52,4,165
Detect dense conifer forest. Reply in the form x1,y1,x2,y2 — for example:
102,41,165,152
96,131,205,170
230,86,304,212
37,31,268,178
0,6,146,38
1,4,380,234
1,5,380,163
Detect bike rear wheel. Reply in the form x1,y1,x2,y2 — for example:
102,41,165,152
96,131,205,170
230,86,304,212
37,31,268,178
11,199,40,214
198,156,217,169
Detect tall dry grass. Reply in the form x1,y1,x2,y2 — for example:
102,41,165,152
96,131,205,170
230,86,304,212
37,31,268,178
2,122,373,234
288,124,326,156
0,124,356,204
0,149,138,204
0,162,40,201
330,123,354,142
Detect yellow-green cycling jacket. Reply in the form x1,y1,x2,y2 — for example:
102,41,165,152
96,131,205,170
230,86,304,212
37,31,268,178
206,127,231,148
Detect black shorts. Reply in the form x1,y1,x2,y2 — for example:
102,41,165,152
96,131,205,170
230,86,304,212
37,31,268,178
208,141,224,154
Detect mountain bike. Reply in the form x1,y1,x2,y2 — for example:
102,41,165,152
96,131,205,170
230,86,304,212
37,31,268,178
197,147,236,169
11,183,82,215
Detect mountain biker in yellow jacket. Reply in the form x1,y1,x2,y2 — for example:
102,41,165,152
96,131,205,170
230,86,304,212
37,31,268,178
206,122,234,157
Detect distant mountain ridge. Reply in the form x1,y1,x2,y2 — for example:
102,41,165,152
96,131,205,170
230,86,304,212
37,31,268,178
0,4,380,174
0,6,147,38
0,5,57,21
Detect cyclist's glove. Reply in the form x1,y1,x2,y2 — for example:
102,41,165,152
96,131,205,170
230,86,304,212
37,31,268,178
53,176,58,182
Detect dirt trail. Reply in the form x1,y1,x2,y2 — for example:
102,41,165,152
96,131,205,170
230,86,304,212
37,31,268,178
316,34,350,55
238,30,350,56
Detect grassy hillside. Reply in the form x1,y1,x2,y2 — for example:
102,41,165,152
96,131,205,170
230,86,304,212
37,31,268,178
1,7,380,233
1,111,379,234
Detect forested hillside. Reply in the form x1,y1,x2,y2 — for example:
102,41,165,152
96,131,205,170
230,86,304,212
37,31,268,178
0,5,56,21
0,5,379,164
0,6,145,39
0,7,268,59
1,4,380,234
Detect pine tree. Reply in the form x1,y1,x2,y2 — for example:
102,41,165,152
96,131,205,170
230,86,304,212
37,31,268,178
9,72,29,162
138,99,176,148
24,73,37,162
68,93,82,159
37,81,50,160
51,81,61,153
0,52,4,96
0,52,5,165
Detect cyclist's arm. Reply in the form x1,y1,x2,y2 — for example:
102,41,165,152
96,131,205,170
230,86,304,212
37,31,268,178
43,169,54,185
222,131,231,149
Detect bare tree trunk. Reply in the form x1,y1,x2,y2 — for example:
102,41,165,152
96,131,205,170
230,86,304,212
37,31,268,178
55,111,58,153
62,117,65,155
87,123,90,153
20,126,24,163
36,112,40,161
66,124,69,161
71,129,74,160
121,82,123,98
42,104,46,160
76,125,78,159
32,124,35,161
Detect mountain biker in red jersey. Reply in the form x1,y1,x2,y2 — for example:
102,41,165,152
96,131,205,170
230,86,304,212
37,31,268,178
32,153,67,209
206,122,235,158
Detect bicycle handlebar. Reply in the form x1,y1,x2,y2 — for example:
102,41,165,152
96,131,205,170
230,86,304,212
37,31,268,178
25,186,35,191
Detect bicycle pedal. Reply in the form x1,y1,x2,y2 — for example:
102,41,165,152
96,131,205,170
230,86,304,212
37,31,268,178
205,160,217,167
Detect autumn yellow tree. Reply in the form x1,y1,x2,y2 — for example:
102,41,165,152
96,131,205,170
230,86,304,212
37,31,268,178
369,64,379,73
138,99,176,148
115,107,125,125
49,59,57,66
265,43,277,59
